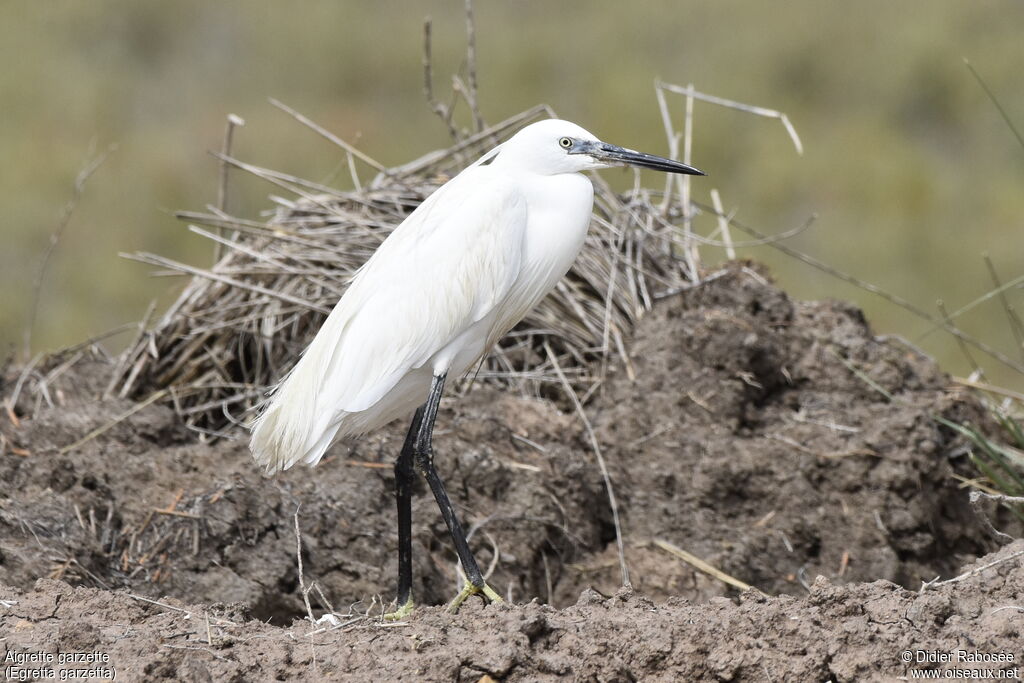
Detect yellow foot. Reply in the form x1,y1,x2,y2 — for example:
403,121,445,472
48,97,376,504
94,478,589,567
383,597,415,621
447,582,503,613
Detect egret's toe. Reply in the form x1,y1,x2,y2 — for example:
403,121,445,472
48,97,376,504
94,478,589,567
447,581,503,613
383,597,415,621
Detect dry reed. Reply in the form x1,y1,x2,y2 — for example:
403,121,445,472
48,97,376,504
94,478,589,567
109,103,705,438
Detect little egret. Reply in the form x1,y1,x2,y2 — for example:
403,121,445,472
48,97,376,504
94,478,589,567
250,118,703,616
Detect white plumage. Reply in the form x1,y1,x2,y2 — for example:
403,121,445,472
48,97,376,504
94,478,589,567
250,118,701,474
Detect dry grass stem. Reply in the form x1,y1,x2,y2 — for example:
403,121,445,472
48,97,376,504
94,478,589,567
269,98,388,175
657,81,803,155
920,549,1024,591
710,189,736,260
953,377,1024,404
654,539,756,593
24,145,115,361
58,388,170,455
546,342,629,589
718,210,1024,376
462,0,483,133
107,102,708,437
937,299,983,378
918,271,1024,342
294,506,318,624
968,490,1018,544
215,114,246,260
982,253,1024,361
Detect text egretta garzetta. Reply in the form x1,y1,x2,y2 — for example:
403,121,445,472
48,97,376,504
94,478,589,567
250,118,703,616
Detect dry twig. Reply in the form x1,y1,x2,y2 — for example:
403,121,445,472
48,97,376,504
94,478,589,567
920,548,1024,591
24,145,115,360
109,104,698,436
294,506,319,624
546,342,629,589
654,538,758,593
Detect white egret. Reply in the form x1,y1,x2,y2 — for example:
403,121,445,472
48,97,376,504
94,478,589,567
250,118,703,616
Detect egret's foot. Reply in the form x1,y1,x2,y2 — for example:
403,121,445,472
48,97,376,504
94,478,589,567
383,597,415,621
447,581,503,613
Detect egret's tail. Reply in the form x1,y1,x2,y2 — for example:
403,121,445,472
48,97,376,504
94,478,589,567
249,345,344,474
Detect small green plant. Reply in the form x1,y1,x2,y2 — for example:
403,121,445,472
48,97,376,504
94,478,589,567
936,409,1024,523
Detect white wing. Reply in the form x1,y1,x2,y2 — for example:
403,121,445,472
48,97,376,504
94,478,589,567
250,167,527,472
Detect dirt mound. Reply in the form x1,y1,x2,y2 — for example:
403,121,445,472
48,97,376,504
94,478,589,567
2,262,1019,678
2,543,1022,681
578,264,998,603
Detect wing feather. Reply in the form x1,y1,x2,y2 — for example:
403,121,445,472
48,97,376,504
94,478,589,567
250,168,527,472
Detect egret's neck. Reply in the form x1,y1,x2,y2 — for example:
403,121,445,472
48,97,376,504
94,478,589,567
520,171,594,262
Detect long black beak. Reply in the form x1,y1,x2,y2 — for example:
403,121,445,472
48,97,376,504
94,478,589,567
575,140,705,175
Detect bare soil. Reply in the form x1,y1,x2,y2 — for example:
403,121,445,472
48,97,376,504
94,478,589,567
2,263,1022,681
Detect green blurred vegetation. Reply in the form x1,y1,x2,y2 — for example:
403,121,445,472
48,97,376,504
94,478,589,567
2,1,1022,391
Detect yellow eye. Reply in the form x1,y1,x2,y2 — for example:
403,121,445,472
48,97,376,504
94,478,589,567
559,137,573,149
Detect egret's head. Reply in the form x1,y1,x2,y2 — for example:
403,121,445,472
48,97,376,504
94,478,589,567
491,119,705,177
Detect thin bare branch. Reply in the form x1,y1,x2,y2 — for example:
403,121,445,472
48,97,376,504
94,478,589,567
658,80,803,155
269,98,388,174
215,114,246,260
715,206,1024,376
24,145,115,360
463,0,483,132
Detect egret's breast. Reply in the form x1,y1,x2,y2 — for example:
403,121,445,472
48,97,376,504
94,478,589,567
429,171,594,380
520,172,594,290
479,172,595,348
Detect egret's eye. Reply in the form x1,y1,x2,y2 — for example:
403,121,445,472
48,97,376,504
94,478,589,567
559,137,573,149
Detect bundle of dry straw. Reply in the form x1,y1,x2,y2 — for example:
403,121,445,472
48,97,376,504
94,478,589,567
108,103,703,439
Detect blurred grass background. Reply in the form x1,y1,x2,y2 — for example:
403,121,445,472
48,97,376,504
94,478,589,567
2,0,1022,391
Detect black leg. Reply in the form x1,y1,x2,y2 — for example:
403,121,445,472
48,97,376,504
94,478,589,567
393,406,424,610
412,373,487,589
